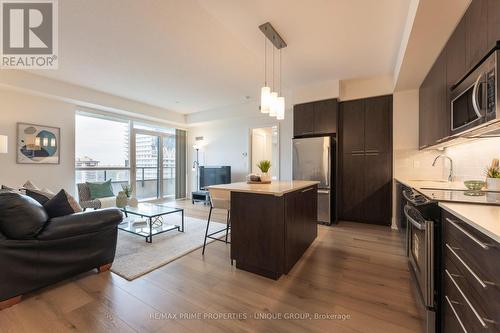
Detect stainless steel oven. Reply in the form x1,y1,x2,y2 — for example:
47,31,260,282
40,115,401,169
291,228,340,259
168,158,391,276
404,204,436,333
451,49,498,136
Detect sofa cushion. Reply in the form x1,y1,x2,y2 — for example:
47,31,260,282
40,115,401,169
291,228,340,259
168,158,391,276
86,180,114,199
43,190,82,218
26,188,55,205
0,192,48,239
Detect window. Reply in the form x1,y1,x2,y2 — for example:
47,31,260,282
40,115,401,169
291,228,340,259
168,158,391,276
75,112,185,201
75,113,130,194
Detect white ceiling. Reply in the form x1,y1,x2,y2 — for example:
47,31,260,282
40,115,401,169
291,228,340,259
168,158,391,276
34,0,411,114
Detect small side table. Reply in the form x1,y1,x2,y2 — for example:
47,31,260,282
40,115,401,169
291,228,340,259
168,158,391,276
192,191,210,205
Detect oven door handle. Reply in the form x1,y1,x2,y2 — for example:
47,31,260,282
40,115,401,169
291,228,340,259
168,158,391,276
404,205,426,230
472,73,485,119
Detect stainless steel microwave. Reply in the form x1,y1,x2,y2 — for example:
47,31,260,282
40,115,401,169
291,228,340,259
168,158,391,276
450,49,499,136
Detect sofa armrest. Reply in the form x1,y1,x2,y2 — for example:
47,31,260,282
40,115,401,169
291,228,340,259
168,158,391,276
38,208,123,240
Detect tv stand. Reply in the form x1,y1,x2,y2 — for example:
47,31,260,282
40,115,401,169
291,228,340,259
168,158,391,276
192,190,210,205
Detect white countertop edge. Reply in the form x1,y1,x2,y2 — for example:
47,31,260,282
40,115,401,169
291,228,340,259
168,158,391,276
207,181,319,196
438,202,500,243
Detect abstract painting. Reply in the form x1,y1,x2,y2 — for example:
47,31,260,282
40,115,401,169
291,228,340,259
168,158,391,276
17,123,60,164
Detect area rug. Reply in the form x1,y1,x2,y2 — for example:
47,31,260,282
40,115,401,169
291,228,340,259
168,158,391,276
111,215,227,280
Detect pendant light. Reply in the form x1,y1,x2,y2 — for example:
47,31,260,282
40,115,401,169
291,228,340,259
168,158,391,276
269,46,277,117
258,22,286,120
260,39,271,113
276,49,285,120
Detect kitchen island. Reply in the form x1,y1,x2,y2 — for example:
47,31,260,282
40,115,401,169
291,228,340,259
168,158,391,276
207,181,318,279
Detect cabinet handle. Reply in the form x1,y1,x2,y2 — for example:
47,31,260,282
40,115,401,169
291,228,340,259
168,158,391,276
445,243,487,289
365,153,379,156
351,150,365,154
445,269,488,328
301,187,314,193
445,296,468,333
365,149,379,153
446,218,489,250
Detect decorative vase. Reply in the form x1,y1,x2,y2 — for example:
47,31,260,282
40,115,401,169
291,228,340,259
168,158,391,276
128,197,139,207
486,177,500,191
116,191,128,208
260,172,271,183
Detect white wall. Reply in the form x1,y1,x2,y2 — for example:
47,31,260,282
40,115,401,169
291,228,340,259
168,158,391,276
187,102,293,191
0,89,76,194
340,75,394,101
186,81,341,193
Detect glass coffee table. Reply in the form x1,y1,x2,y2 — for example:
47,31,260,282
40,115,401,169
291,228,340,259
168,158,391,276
119,203,184,243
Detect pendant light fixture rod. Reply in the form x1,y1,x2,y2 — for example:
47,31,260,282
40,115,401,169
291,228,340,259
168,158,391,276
264,38,267,86
259,22,287,49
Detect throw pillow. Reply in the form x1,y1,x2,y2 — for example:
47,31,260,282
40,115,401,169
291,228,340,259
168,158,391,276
0,192,48,239
43,190,83,218
0,185,24,195
86,180,114,199
23,180,39,190
26,189,55,205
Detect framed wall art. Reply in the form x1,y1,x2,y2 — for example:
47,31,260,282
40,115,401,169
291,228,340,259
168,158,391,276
17,123,60,164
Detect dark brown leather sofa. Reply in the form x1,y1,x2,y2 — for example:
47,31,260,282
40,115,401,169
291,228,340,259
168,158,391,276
0,192,123,309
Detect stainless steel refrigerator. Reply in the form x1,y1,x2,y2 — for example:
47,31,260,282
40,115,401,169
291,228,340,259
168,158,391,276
292,136,334,224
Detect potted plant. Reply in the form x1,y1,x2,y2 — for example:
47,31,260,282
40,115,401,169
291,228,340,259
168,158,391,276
122,184,138,207
485,158,500,191
257,160,272,183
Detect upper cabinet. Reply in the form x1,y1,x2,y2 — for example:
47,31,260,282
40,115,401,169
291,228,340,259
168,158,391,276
313,99,338,135
488,0,500,48
446,19,466,88
419,0,500,150
419,49,448,149
293,98,338,137
465,0,489,70
364,95,392,153
293,103,314,136
340,99,365,153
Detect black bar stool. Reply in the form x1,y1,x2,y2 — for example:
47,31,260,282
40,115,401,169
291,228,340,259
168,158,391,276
202,189,231,261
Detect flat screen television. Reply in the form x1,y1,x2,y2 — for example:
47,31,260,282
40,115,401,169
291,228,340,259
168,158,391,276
199,166,231,190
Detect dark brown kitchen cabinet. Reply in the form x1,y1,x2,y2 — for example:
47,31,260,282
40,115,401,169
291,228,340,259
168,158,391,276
363,152,391,224
293,98,338,137
419,49,448,149
285,185,317,273
293,102,314,136
313,99,338,134
488,0,500,49
364,96,391,153
441,211,500,333
465,0,489,70
339,99,365,153
419,0,500,150
340,153,365,222
446,19,467,88
339,95,392,226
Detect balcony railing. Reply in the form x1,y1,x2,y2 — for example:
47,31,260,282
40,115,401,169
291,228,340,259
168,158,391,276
76,166,175,200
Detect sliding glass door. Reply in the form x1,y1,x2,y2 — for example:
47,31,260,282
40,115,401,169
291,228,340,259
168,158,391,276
133,128,176,201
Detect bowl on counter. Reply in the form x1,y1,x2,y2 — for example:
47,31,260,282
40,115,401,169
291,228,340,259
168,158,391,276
463,180,486,191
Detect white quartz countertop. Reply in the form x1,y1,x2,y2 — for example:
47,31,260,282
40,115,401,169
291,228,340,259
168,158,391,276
206,181,319,196
395,177,500,243
396,178,468,190
439,202,500,243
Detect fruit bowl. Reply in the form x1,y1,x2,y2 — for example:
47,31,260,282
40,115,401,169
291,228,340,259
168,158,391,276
464,180,485,191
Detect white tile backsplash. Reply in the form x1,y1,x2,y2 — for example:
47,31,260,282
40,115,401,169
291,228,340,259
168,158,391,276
395,137,500,182
445,138,500,181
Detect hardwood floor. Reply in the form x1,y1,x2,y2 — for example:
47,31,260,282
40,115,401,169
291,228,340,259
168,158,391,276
0,200,423,333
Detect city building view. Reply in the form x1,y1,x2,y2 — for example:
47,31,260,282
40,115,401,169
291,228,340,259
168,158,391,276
75,114,175,200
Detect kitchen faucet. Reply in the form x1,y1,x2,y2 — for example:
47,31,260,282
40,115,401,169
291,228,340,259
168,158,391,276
432,154,454,182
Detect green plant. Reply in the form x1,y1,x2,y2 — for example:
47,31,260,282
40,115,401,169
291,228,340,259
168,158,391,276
257,160,271,173
121,184,133,198
486,158,500,179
